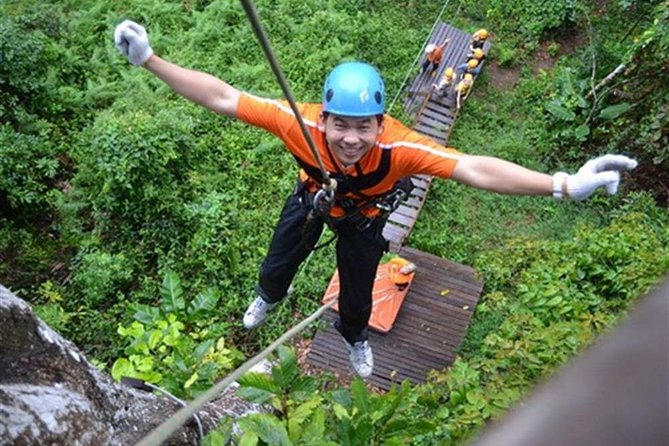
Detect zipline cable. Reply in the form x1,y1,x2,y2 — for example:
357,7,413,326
240,0,336,193
388,0,452,115
135,298,338,446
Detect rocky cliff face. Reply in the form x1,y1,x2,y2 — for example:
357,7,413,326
0,285,264,445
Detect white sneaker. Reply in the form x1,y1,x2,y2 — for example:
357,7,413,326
243,295,278,329
346,340,374,378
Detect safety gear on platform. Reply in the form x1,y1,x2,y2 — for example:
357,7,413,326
114,20,154,66
323,62,385,117
464,73,474,81
552,154,638,200
467,59,479,70
472,48,485,60
445,67,455,77
425,44,437,53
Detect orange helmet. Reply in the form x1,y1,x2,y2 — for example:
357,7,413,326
389,257,412,286
475,29,489,40
472,48,485,60
467,59,479,69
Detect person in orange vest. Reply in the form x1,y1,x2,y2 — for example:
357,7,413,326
421,38,450,74
114,20,638,379
455,73,474,109
432,67,456,97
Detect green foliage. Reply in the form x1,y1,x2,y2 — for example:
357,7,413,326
71,249,133,306
1,1,668,444
229,346,431,445
0,123,59,210
111,271,243,398
413,194,669,445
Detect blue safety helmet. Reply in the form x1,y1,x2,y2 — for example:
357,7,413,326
322,61,385,117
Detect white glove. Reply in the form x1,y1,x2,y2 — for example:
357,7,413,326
553,154,638,201
114,20,154,66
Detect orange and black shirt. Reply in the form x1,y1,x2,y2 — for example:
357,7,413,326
236,93,463,217
427,46,444,64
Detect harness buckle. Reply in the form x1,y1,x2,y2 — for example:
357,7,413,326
313,187,335,216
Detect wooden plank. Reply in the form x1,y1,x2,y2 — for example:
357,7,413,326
391,204,420,220
420,106,455,123
306,247,483,391
417,113,451,132
413,123,445,140
387,212,415,228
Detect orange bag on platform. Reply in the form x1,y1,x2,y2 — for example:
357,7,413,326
322,257,416,333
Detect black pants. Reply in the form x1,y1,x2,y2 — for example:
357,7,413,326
256,185,388,345
422,60,439,73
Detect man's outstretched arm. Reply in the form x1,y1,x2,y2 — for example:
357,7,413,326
114,19,241,118
451,154,638,200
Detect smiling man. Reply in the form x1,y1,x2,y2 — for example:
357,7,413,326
114,20,637,378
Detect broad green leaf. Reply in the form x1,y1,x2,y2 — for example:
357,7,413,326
132,304,159,324
193,339,214,362
272,345,298,388
371,391,403,427
298,408,328,445
238,414,291,446
188,288,219,317
202,429,228,446
545,101,576,121
147,330,162,350
184,372,198,389
289,376,317,396
333,403,350,420
238,431,259,446
574,124,590,141
161,271,185,313
288,397,323,425
599,103,631,120
546,295,564,306
332,388,352,408
353,416,374,444
111,358,134,382
350,378,369,412
382,418,410,437
236,386,274,404
238,371,281,393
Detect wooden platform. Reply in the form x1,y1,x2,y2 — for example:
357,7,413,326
306,247,484,390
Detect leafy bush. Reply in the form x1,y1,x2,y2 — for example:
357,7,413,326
70,249,134,306
0,124,59,210
412,192,669,445
112,271,243,398
220,345,432,445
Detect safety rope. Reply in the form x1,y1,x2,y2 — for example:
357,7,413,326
135,298,337,446
240,0,336,194
387,0,453,115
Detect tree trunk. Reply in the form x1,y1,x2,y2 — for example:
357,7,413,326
0,285,261,445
